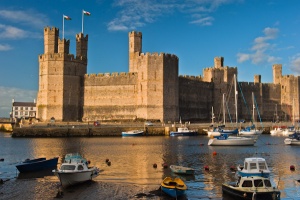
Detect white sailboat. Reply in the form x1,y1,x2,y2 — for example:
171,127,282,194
283,98,296,136
270,104,283,136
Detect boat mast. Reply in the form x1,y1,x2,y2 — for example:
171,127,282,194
211,106,215,124
293,98,295,126
223,93,226,125
234,74,238,124
252,92,255,124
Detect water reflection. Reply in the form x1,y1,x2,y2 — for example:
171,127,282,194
1,133,300,199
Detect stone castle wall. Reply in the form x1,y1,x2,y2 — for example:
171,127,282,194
37,27,300,123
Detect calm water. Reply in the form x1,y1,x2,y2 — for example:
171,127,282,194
1,132,300,199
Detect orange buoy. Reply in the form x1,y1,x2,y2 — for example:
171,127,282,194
290,165,295,171
87,160,91,164
204,165,209,171
213,151,217,156
153,163,157,168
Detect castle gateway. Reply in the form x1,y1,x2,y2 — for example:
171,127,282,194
37,27,300,123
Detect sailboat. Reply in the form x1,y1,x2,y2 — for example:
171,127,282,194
239,92,263,135
270,104,283,136
283,98,296,136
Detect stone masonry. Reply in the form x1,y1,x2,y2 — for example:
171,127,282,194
36,27,300,123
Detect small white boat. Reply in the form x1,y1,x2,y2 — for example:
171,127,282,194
170,165,195,175
222,176,280,200
170,127,198,136
282,126,296,136
236,157,270,178
53,153,100,187
270,126,284,136
284,132,300,145
208,134,256,146
239,125,262,135
122,130,144,137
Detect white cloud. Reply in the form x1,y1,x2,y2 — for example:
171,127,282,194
289,54,300,75
0,9,49,29
0,86,37,118
108,0,241,31
0,24,29,39
0,44,12,51
237,27,281,65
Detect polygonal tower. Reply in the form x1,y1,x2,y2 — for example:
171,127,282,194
36,27,87,122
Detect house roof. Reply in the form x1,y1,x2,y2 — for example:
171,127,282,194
13,102,36,107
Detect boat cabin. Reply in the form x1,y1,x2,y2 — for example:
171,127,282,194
242,157,269,172
236,176,272,188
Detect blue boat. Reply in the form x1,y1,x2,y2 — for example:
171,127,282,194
170,127,198,136
161,177,187,198
16,157,59,173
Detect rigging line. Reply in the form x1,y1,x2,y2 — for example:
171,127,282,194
237,82,252,123
253,95,264,128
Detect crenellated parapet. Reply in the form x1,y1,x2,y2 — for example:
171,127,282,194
84,72,138,86
179,75,202,80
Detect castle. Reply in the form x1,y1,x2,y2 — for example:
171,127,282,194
36,27,300,123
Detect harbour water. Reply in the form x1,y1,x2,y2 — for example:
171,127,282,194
1,131,300,199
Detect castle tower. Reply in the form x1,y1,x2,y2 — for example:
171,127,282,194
36,27,87,122
273,64,282,84
44,27,58,54
214,57,224,68
76,33,88,59
129,31,142,72
254,75,261,84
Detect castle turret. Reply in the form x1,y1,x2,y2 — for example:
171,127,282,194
214,57,224,68
44,27,58,54
76,33,88,60
273,64,282,84
58,39,70,54
129,31,142,72
254,75,261,84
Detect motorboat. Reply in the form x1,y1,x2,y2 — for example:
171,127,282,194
53,153,100,187
236,157,270,178
284,132,300,145
282,126,296,136
208,134,256,146
170,127,198,136
121,130,144,137
222,176,280,200
16,157,58,173
161,177,187,198
170,165,195,175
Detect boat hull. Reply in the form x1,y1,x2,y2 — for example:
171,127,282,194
16,157,58,173
161,186,185,198
222,183,280,200
208,137,255,146
170,165,195,175
55,168,99,187
122,130,144,137
170,131,198,136
284,138,300,145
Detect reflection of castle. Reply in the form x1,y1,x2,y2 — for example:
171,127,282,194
36,27,300,123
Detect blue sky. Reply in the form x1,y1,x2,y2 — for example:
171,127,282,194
0,0,300,117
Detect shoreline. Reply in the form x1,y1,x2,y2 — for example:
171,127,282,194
9,121,279,137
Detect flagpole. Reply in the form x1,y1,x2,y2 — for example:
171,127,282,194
82,10,84,33
63,15,65,39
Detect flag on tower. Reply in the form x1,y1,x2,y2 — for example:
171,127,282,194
83,10,91,16
63,15,72,20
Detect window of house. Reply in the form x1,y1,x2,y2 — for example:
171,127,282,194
25,107,28,110
15,107,18,110
15,111,18,115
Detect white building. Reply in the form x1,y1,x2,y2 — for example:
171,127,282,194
11,99,36,120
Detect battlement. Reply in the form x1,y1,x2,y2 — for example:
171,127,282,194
129,31,142,37
138,52,179,60
39,53,87,62
179,75,202,80
84,72,137,78
44,27,58,33
76,33,88,41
